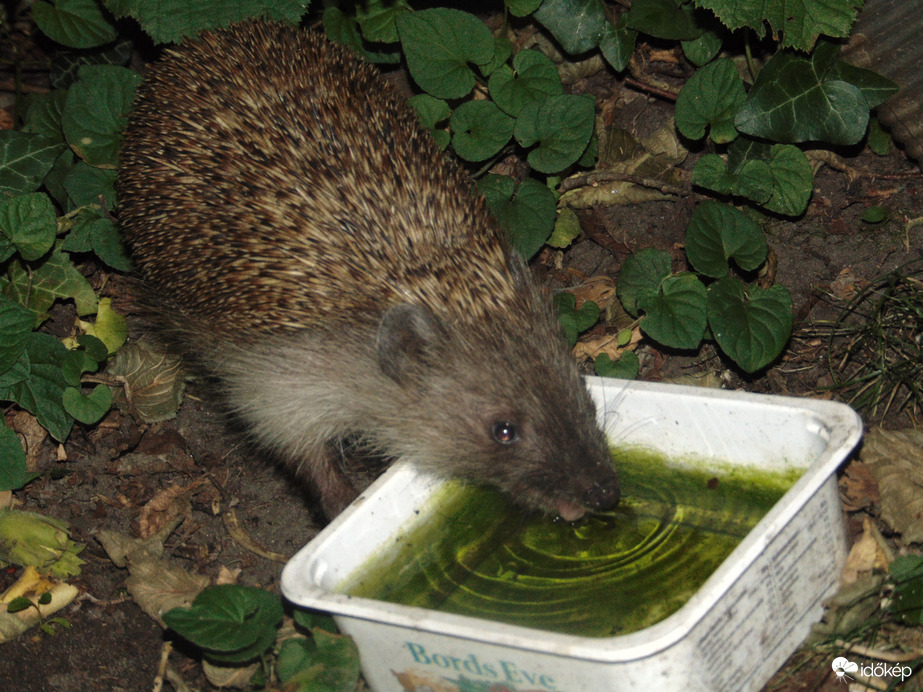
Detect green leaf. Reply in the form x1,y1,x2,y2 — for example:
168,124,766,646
62,213,132,271
692,154,773,204
4,248,99,320
682,29,723,67
0,295,35,374
408,95,450,150
322,7,401,64
637,274,708,349
599,16,638,72
861,205,889,225
547,207,583,249
685,202,767,278
62,162,117,208
278,629,361,690
761,144,813,216
478,175,557,260
0,421,30,491
867,117,892,156
23,90,68,143
626,0,706,41
514,94,595,173
554,293,600,346
62,65,142,168
0,193,58,262
506,0,543,17
105,0,309,45
734,43,896,146
707,277,792,372
616,247,672,316
594,351,639,379
0,332,73,442
675,58,746,143
163,585,284,664
449,101,515,162
354,0,410,44
396,8,494,99
532,0,608,55
695,0,862,51
32,0,118,48
63,384,112,424
0,131,66,195
489,49,562,118
891,556,923,625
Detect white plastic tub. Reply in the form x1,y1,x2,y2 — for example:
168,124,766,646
281,378,863,692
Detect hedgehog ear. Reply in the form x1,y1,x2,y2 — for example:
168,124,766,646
376,303,444,386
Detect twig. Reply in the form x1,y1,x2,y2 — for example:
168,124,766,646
559,169,688,197
623,76,679,101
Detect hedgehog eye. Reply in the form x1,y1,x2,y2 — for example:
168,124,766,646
492,421,519,445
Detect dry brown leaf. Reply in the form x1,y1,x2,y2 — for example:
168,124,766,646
839,459,879,511
6,410,48,471
861,428,923,544
565,276,616,311
573,328,642,361
216,566,241,585
842,517,890,584
138,479,207,539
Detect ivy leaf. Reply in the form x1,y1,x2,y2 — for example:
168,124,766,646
449,101,514,162
685,202,767,278
478,175,557,260
514,94,595,173
735,43,897,146
0,295,35,374
682,29,723,67
695,0,862,51
396,8,494,99
0,131,66,195
4,248,99,320
533,0,608,55
32,0,118,48
599,15,638,72
488,49,562,118
675,58,746,143
707,277,793,373
0,332,73,442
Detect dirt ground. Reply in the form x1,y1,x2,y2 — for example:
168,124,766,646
3,16,923,692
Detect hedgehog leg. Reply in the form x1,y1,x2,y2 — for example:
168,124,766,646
307,444,358,519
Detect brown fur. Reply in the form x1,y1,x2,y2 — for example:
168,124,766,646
117,20,619,520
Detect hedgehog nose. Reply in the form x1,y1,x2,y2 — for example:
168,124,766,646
583,478,620,511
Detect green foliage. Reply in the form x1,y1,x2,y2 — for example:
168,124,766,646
1,9,137,491
164,586,361,689
164,585,284,664
617,203,793,373
554,293,600,347
889,555,923,625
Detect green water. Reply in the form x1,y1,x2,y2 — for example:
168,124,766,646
340,449,801,638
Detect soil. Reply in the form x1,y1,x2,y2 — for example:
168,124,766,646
2,12,923,692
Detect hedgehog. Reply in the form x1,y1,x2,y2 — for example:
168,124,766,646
116,19,620,521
